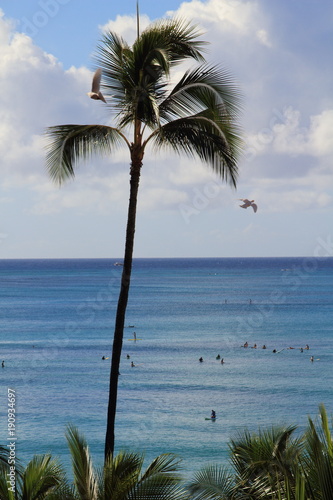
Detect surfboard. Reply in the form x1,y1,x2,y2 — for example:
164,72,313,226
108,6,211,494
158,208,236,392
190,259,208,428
128,338,142,341
205,417,217,420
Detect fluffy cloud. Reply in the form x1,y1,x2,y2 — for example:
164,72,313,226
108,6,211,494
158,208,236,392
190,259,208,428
244,107,333,160
0,0,332,223
168,0,269,40
100,14,151,44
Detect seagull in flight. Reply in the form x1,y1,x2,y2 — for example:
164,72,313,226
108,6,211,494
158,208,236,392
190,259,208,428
239,199,258,212
87,68,106,103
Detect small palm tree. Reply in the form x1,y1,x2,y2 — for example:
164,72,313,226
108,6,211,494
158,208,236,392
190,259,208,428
188,405,333,500
229,425,303,498
64,424,188,500
45,16,243,459
0,452,66,500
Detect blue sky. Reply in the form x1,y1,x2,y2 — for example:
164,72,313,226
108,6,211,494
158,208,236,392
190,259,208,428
0,0,332,258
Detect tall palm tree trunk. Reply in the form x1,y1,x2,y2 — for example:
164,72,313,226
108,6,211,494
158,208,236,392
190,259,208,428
105,156,142,460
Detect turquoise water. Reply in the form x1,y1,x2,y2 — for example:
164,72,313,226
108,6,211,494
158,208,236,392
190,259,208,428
0,257,332,477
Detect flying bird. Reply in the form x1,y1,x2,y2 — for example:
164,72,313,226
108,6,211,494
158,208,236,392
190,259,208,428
87,68,106,103
239,199,258,212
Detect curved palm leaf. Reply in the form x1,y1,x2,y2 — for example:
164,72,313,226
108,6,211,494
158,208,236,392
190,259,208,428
102,451,143,500
229,425,302,497
187,464,235,500
137,18,208,66
17,454,65,500
159,65,243,122
133,453,187,500
301,405,333,500
149,115,240,186
66,425,98,500
45,124,130,184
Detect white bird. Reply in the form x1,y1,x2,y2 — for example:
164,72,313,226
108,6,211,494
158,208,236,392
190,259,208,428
239,199,257,212
87,68,106,103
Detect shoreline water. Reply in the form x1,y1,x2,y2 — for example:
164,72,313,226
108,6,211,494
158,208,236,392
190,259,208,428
0,257,332,477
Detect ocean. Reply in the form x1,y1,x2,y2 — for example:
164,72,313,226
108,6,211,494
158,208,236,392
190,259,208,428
0,257,332,478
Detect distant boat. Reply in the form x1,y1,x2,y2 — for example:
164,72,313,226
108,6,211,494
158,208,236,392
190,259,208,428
114,262,123,266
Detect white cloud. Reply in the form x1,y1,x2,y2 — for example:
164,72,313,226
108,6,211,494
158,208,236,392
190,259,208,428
0,0,332,232
269,107,333,158
167,0,272,46
246,106,333,162
256,29,272,47
100,14,151,45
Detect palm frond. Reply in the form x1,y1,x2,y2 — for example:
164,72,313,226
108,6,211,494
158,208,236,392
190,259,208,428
128,453,186,500
149,115,241,187
140,453,183,481
318,403,333,458
66,424,98,500
101,450,143,499
140,18,208,66
301,406,333,499
45,124,129,185
96,31,134,104
0,467,15,500
229,425,301,498
18,454,65,499
187,464,235,500
159,65,243,122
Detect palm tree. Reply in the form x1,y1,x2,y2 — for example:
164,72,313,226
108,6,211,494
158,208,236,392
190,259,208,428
64,424,188,500
45,16,243,459
0,452,66,500
229,425,303,498
187,405,333,500
187,426,303,500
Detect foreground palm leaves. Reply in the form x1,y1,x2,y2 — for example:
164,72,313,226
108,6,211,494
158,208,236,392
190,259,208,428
188,404,333,500
0,406,332,499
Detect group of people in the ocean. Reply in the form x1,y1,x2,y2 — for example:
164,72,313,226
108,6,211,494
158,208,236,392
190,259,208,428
241,342,315,360
242,342,310,351
199,355,224,364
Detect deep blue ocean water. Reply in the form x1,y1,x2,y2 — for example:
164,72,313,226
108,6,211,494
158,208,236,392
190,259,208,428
0,257,332,478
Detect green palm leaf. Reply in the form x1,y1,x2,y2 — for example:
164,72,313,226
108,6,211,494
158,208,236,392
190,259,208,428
301,405,333,500
18,454,65,500
187,464,235,500
150,116,239,186
159,65,243,121
101,451,143,500
66,425,98,500
45,124,129,184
